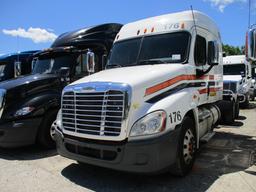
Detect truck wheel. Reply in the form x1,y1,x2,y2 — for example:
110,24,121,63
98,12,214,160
241,93,250,108
171,116,196,176
37,110,58,149
221,100,235,125
235,101,240,119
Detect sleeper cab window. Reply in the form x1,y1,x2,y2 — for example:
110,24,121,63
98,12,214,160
194,35,206,66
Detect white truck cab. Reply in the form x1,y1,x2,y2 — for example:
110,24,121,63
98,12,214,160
55,10,235,176
223,55,252,108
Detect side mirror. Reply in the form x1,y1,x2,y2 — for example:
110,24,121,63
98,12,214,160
102,54,107,69
14,61,22,77
247,28,256,61
31,58,37,71
86,50,95,73
240,71,246,78
208,41,219,66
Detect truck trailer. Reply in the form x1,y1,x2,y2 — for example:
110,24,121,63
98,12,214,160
55,11,236,176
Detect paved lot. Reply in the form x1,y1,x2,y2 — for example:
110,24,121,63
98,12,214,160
0,103,255,192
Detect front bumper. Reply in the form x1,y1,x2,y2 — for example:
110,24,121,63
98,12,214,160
0,117,42,148
56,127,181,174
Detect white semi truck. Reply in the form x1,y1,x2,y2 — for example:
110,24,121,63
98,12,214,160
223,55,252,108
55,10,236,176
251,65,256,100
246,25,256,100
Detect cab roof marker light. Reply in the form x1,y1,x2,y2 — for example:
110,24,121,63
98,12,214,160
144,28,147,34
116,35,120,40
137,30,140,35
151,27,155,33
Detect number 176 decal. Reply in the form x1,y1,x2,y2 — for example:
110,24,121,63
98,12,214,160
169,111,182,124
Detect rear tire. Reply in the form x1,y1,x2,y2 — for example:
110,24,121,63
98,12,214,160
220,100,235,125
235,100,240,119
171,116,196,176
37,110,58,149
241,93,250,108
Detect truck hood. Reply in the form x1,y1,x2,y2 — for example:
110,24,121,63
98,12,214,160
0,74,62,107
223,75,242,82
71,64,186,90
0,73,60,90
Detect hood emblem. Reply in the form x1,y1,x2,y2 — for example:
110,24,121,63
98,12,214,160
82,86,96,92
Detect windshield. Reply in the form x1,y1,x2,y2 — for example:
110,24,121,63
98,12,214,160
32,54,78,74
223,64,245,75
107,32,190,67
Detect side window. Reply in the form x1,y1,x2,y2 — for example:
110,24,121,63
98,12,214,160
75,53,99,76
75,55,83,75
194,35,206,66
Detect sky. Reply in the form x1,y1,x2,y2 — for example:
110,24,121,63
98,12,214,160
0,0,255,55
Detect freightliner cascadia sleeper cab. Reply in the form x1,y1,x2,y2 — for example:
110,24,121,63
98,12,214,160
0,23,122,148
55,11,236,176
0,50,39,82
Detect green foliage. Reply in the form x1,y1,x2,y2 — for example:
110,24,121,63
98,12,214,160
222,44,244,56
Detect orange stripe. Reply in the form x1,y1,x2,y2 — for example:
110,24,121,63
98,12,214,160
145,74,215,96
198,87,222,95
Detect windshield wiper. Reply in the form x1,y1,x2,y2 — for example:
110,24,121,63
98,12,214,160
137,59,169,65
106,64,123,69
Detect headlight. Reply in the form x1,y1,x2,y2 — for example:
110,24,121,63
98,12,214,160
239,85,247,94
130,110,166,137
15,106,35,117
56,110,62,129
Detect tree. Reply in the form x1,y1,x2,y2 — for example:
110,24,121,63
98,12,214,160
222,44,243,56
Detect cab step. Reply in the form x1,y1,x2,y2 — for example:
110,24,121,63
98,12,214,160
200,131,216,143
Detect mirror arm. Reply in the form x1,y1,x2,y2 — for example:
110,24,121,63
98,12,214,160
196,65,215,77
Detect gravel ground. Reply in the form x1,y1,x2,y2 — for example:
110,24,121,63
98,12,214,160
0,103,255,192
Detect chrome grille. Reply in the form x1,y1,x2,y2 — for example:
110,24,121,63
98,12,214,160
61,90,125,136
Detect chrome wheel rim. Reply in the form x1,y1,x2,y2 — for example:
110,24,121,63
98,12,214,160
183,128,195,165
50,121,56,140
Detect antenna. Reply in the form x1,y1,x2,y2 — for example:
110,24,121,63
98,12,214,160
16,36,20,62
190,5,198,36
248,0,251,28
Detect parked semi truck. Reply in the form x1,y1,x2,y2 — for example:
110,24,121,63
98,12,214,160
246,25,256,100
0,23,122,148
251,64,256,100
0,50,39,82
223,55,252,108
55,11,236,176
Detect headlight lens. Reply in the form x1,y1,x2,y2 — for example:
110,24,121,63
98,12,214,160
56,110,62,129
15,106,35,117
239,85,247,94
130,110,166,137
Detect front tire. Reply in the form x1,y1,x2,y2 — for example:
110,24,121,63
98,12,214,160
220,100,235,125
241,93,250,108
235,100,240,119
171,116,196,176
37,110,58,149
